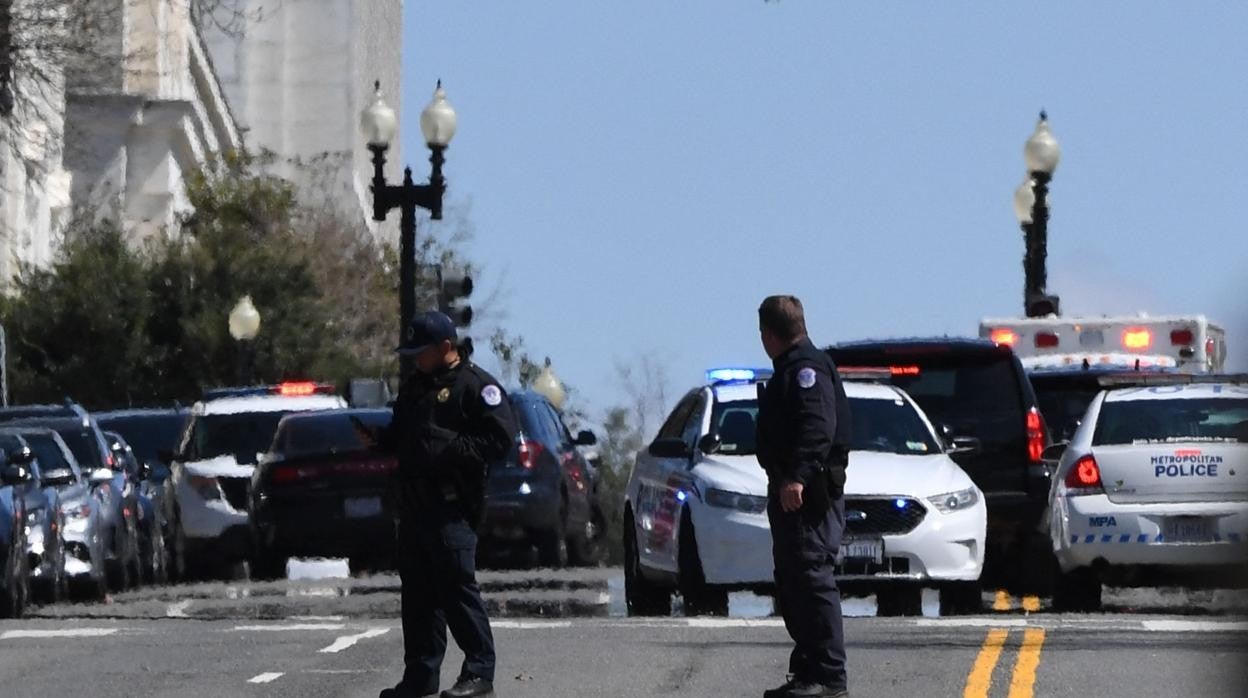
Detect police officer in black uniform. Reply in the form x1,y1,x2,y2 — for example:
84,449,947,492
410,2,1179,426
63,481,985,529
755,296,852,698
366,311,517,698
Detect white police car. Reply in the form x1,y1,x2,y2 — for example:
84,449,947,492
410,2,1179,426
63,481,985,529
169,383,345,579
623,368,987,617
1047,377,1248,611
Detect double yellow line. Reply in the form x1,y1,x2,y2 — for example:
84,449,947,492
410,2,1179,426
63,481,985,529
963,627,1046,698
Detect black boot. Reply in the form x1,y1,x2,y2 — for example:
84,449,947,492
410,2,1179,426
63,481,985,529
441,676,494,698
763,676,798,698
786,681,849,698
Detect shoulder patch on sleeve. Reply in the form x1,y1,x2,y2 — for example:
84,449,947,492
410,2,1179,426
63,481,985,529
796,367,817,389
481,384,503,407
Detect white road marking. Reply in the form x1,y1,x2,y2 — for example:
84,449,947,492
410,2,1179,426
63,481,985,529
288,615,345,621
247,672,284,684
492,620,574,629
915,618,1029,628
166,600,192,618
319,627,389,653
1,628,119,639
231,623,345,632
1141,620,1248,632
681,618,786,628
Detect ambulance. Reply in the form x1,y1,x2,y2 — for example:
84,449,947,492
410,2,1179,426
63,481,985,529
978,315,1227,374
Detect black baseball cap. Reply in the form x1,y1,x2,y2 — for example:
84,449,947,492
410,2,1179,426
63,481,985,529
396,311,458,355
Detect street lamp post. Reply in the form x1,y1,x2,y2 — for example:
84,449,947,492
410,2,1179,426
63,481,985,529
359,80,458,376
228,295,261,384
1012,111,1062,318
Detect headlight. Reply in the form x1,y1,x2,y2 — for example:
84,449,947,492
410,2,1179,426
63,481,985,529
927,487,979,513
704,488,768,514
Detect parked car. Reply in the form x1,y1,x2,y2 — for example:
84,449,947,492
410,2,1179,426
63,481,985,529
96,408,187,580
0,405,142,591
826,339,1053,593
480,390,604,568
0,458,31,617
169,383,346,579
8,427,109,601
1046,376,1248,611
105,432,170,585
623,368,986,617
249,408,397,578
0,434,67,603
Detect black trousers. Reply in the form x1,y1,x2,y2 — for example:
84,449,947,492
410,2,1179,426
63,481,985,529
397,515,495,695
768,495,848,688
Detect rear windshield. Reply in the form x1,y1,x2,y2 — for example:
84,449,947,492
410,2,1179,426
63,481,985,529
274,411,391,458
709,397,938,456
833,352,1025,443
1032,379,1100,443
1093,398,1248,446
55,428,105,469
97,414,187,464
190,412,291,464
23,434,77,484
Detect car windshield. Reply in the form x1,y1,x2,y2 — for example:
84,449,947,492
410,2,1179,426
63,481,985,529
191,412,292,463
55,427,105,470
710,397,939,456
1093,397,1248,446
22,435,76,484
97,413,187,464
274,411,390,458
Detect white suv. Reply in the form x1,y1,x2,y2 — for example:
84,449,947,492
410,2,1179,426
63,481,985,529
169,383,345,579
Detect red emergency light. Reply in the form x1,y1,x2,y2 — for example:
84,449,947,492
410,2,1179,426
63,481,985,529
1122,328,1152,351
1170,329,1194,346
1034,332,1060,348
990,328,1017,347
278,381,320,396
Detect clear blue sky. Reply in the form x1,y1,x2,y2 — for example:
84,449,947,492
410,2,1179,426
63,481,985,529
400,2,1248,421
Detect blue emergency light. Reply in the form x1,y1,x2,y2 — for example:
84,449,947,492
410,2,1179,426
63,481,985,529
706,367,774,384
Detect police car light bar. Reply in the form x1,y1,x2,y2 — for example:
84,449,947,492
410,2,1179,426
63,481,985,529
706,368,773,384
1096,373,1248,388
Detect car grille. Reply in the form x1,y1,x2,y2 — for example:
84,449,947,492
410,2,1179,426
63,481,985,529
218,477,251,511
843,497,926,536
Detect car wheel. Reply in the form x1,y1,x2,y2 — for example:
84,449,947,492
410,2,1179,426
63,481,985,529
252,545,287,581
1052,565,1102,612
623,512,672,617
537,496,569,568
876,586,924,617
569,506,607,567
939,581,983,616
677,507,728,617
127,517,143,588
1,542,25,618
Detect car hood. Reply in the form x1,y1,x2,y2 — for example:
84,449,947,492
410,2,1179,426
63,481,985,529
846,451,974,498
692,455,768,497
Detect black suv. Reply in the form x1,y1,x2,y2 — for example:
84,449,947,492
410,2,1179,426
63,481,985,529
480,390,604,568
827,339,1052,591
1027,364,1178,444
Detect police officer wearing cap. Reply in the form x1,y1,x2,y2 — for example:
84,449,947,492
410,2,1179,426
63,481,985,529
756,296,852,698
365,311,517,698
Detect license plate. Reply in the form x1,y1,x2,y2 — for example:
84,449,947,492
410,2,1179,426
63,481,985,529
1164,516,1213,543
344,497,382,519
840,538,884,563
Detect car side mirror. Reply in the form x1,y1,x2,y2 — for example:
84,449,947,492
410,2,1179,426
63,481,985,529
1041,442,1068,464
648,437,692,459
88,468,114,486
138,461,152,480
947,436,982,456
8,446,35,466
1,464,31,485
697,433,721,455
575,430,598,447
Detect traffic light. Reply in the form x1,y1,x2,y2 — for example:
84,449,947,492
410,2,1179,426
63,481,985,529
436,264,474,355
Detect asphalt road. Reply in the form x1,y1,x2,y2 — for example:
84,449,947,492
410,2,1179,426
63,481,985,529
0,614,1244,697
3,564,1246,696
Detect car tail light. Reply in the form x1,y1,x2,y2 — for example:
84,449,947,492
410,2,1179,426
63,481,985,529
1026,407,1046,463
990,328,1017,346
278,381,318,396
1122,327,1152,350
1064,455,1103,494
890,365,920,376
1034,332,1059,348
517,437,545,470
271,465,319,484
1170,329,1194,346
